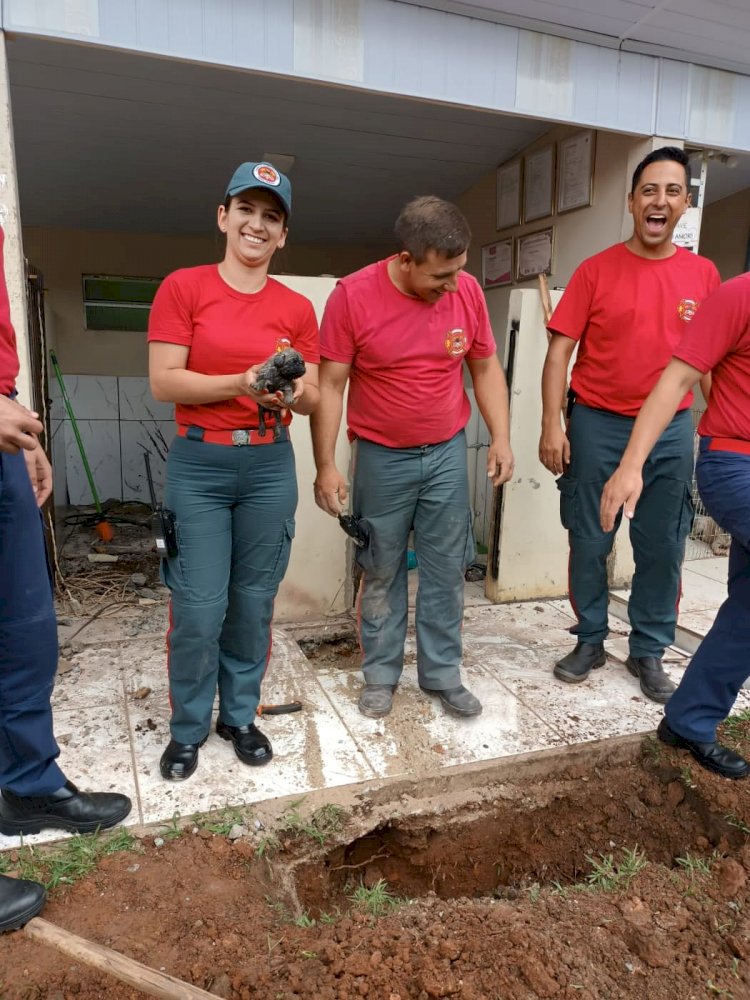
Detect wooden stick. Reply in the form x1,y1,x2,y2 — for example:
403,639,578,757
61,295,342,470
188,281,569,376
538,273,553,326
24,917,216,1000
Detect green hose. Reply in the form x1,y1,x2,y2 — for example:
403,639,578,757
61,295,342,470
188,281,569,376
49,350,104,516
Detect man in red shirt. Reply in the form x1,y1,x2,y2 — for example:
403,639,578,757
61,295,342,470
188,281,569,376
312,196,514,719
601,273,750,779
539,147,720,701
0,231,131,931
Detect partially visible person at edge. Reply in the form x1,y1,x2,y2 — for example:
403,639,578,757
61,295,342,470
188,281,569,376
0,229,132,932
148,162,320,782
601,273,750,779
539,146,720,703
311,196,514,720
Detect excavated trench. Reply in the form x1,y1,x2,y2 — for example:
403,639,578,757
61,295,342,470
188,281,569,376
291,752,746,914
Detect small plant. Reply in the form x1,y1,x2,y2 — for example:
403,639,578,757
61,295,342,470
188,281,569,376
707,982,734,998
526,882,541,903
679,764,696,788
675,852,717,877
279,801,347,846
347,877,400,918
160,811,184,842
4,828,137,889
256,833,281,858
642,735,662,761
550,880,569,899
585,846,647,893
301,950,318,959
197,807,246,836
726,814,750,835
721,708,750,747
294,910,316,928
319,908,340,924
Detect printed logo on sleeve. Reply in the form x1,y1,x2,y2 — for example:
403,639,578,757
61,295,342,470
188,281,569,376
275,336,292,353
444,329,468,357
677,298,699,322
253,163,281,187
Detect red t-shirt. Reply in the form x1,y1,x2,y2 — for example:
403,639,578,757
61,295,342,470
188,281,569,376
147,265,320,431
674,273,750,441
548,243,720,417
320,259,496,448
0,229,19,396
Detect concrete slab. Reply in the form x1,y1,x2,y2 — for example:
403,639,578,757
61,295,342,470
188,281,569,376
0,557,731,850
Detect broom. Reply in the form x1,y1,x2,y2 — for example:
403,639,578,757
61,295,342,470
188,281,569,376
49,351,113,542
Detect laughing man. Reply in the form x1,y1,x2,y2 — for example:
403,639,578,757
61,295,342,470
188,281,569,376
538,146,720,702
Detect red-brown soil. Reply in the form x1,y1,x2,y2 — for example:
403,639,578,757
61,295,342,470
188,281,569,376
4,723,750,1000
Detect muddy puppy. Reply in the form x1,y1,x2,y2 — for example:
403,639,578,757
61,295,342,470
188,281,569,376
252,348,306,440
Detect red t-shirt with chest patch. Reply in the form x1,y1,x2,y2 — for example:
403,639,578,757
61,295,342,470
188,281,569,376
548,243,720,417
674,273,750,441
0,229,19,396
147,265,320,431
319,258,496,448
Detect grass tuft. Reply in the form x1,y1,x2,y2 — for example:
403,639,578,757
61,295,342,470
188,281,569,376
3,827,137,889
585,846,647,893
347,877,402,918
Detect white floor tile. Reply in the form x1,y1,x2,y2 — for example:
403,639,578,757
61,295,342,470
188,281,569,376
683,557,729,584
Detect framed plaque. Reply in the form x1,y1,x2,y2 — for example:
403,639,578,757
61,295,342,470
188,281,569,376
516,227,555,281
482,238,513,288
523,145,555,223
557,130,595,214
496,159,522,230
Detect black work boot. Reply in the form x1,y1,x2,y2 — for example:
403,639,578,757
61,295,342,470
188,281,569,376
625,656,676,704
553,642,606,683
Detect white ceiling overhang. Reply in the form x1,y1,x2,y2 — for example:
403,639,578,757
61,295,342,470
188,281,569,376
397,0,750,76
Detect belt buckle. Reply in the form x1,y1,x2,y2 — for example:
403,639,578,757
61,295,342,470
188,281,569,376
231,429,250,446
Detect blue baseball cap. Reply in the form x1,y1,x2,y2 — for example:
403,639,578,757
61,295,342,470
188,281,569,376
225,162,292,218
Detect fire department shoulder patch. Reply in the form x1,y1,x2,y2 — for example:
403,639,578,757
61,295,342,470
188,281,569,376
678,298,699,322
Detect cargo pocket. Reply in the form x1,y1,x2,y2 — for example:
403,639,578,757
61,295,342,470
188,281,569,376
270,518,296,585
462,511,476,571
556,475,578,532
676,484,695,544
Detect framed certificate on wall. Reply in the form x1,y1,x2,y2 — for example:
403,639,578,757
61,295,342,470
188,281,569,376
523,145,555,223
516,227,555,281
482,238,513,288
496,159,522,230
557,130,595,213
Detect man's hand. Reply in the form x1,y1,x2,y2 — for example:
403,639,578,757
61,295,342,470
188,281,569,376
539,424,570,475
487,440,514,487
314,465,348,516
24,441,53,507
0,395,43,453
600,466,643,532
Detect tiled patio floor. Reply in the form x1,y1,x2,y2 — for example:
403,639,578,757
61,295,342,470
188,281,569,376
0,557,733,851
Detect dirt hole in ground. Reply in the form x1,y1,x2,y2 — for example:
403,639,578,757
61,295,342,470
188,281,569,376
294,759,745,913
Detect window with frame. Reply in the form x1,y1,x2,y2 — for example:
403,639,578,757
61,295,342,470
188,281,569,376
82,275,162,332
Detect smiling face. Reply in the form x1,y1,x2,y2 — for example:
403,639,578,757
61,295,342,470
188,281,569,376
626,160,691,259
217,189,287,271
392,248,467,303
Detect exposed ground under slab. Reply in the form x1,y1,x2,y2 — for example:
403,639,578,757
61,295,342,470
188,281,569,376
4,729,750,999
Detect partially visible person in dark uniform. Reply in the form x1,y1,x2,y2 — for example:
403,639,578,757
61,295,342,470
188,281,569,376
602,272,750,779
148,162,320,781
539,147,720,703
0,228,132,932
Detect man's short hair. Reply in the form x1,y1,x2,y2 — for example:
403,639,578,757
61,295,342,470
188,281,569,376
631,146,691,193
394,196,471,263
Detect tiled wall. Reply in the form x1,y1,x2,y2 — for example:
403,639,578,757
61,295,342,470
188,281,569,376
49,375,174,505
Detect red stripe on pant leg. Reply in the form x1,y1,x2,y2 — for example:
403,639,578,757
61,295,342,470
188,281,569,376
165,597,174,713
355,573,366,656
567,542,581,621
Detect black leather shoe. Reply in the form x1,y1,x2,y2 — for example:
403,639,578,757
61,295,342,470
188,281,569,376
0,874,46,932
554,642,606,683
657,718,750,779
626,656,676,704
419,684,482,717
216,720,273,766
0,781,132,836
160,736,208,781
